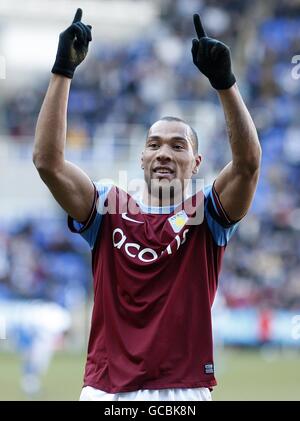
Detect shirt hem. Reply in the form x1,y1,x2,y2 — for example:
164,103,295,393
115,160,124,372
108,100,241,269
83,380,217,394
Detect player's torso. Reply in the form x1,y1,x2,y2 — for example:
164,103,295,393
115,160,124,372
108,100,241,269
95,186,206,266
86,187,219,391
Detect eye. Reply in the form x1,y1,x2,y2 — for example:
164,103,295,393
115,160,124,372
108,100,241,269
174,144,184,150
148,143,159,148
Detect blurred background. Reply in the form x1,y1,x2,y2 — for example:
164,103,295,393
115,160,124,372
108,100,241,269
0,0,300,401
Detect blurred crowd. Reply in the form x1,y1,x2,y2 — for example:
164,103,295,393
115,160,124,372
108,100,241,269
1,0,300,310
0,220,90,309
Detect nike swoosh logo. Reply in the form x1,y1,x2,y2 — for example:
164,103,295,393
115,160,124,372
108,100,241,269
121,213,144,224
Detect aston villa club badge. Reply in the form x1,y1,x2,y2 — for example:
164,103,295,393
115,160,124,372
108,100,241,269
168,210,189,233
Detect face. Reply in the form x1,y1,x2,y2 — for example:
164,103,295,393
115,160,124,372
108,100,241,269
141,120,201,202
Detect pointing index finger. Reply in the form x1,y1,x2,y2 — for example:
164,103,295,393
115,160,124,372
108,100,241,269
193,14,207,38
72,8,82,23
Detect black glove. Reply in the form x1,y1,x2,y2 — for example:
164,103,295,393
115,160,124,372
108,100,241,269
191,14,236,90
52,8,92,79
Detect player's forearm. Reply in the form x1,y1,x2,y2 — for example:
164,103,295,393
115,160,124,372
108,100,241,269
218,84,262,174
33,74,71,171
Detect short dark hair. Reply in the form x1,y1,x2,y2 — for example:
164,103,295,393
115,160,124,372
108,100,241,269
158,116,199,154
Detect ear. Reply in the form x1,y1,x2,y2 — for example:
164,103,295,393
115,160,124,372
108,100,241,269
192,154,202,174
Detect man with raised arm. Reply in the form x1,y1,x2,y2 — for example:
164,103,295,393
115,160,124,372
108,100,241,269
33,9,261,401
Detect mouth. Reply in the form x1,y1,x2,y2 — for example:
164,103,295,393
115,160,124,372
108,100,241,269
152,167,175,178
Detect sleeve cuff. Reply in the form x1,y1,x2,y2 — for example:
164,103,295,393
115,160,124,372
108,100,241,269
68,183,98,234
211,181,240,227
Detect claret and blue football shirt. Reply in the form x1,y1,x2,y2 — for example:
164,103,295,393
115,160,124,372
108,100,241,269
68,182,239,393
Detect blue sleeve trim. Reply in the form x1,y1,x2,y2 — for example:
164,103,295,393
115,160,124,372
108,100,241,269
68,182,112,249
204,185,239,246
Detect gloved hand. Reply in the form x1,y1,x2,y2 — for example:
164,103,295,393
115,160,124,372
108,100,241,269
191,14,236,90
52,8,92,79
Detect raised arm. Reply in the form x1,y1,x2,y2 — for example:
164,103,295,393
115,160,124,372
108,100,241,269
214,86,261,221
191,14,261,221
33,9,94,223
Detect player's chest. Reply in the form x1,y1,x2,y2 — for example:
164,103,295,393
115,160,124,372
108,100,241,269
101,209,206,265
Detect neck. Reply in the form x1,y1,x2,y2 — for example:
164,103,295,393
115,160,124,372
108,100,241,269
141,187,186,208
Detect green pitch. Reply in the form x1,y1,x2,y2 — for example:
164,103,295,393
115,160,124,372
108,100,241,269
0,348,299,400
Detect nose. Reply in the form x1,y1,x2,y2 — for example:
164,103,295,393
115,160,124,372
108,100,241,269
156,144,172,162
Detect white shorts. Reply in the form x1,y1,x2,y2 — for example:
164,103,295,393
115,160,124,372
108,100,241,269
79,386,212,401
